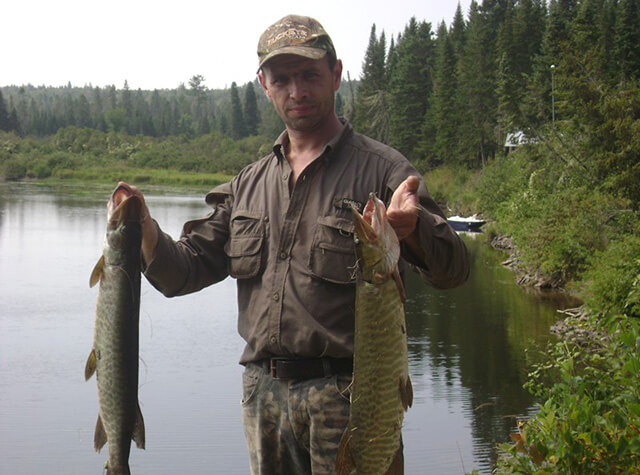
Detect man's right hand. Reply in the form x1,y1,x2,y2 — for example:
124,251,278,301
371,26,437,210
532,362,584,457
118,181,158,266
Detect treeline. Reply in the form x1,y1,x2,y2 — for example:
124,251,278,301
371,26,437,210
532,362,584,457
0,77,289,140
1,0,639,190
352,0,640,175
0,75,353,143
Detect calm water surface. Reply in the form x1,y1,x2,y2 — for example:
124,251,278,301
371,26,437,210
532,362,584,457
0,182,575,474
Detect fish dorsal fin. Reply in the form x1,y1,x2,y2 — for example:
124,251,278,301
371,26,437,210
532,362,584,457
133,402,146,449
85,349,97,381
89,255,105,288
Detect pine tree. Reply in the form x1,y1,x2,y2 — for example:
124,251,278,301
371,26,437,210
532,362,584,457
243,82,260,136
0,90,10,131
229,82,246,139
457,0,499,167
355,24,391,142
76,94,92,128
91,87,106,131
388,18,435,160
495,2,517,135
615,0,640,79
421,22,460,167
119,80,134,134
450,2,467,59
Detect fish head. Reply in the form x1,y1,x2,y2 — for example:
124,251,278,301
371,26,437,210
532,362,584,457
107,185,143,225
352,193,400,281
103,185,143,261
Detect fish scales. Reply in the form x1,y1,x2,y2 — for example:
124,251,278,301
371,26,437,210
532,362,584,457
336,193,412,475
85,185,145,475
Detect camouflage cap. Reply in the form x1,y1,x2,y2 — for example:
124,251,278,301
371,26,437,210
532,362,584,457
257,15,336,71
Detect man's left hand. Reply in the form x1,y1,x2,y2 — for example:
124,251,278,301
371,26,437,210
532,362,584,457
387,176,420,241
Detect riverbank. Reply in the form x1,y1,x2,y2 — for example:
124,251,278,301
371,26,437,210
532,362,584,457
424,154,640,472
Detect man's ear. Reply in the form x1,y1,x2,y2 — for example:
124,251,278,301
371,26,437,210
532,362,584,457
257,72,271,101
333,59,343,92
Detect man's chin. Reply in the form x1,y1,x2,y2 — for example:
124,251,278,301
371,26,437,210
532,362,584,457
285,116,320,132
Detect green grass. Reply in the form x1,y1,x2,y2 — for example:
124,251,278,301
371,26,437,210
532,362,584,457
47,166,233,191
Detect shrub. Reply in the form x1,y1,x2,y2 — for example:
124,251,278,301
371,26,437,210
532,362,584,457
496,315,640,473
580,235,640,318
3,159,27,180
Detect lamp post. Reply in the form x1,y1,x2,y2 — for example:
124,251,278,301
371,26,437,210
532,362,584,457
550,64,556,128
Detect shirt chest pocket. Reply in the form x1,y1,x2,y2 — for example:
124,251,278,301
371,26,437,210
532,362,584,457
225,210,266,279
308,215,356,285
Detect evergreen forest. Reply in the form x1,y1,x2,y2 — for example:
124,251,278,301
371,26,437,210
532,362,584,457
2,0,640,472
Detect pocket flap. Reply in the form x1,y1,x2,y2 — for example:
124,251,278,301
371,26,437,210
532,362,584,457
226,235,263,258
317,215,355,235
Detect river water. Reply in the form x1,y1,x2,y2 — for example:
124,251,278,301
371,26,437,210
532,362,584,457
0,182,575,474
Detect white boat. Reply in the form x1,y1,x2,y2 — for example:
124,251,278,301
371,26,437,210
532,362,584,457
447,215,486,232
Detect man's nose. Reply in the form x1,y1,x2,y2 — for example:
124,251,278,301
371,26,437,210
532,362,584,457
289,77,308,100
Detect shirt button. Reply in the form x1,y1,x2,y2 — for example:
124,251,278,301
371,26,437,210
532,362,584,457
279,251,287,259
270,335,277,345
282,173,288,181
273,292,279,302
263,216,269,223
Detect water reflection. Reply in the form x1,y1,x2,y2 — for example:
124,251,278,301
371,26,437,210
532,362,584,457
403,236,576,471
0,182,575,474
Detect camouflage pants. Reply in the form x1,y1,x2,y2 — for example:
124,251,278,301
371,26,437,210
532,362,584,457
241,362,352,475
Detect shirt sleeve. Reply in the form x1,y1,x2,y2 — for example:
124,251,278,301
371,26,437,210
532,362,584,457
386,161,470,290
143,183,232,297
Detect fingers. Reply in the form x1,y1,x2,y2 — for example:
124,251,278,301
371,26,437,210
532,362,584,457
388,176,421,241
404,175,420,193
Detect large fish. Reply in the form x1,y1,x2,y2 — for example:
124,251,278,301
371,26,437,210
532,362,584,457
85,185,146,475
336,193,413,475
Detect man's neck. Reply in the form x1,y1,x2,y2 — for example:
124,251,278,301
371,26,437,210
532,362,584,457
284,115,343,185
285,115,343,158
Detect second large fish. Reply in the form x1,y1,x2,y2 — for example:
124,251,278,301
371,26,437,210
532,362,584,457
85,185,146,475
336,193,413,475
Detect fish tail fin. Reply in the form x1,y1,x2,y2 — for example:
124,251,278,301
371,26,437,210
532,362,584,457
94,414,107,452
383,440,405,474
133,402,146,449
335,429,356,475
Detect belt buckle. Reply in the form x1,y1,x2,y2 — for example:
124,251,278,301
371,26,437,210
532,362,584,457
269,357,287,379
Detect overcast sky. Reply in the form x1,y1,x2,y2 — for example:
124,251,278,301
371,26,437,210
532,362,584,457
3,0,471,91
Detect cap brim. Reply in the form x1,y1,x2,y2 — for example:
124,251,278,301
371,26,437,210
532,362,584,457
257,46,327,72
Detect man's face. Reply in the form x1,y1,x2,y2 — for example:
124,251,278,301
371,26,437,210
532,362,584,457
258,55,342,133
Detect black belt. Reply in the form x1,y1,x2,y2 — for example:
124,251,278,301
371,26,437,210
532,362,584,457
258,357,353,381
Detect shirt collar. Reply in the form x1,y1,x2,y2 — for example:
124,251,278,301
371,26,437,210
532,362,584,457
272,119,353,161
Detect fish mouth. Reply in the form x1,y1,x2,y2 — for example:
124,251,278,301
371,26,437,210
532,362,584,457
108,185,142,224
352,193,385,243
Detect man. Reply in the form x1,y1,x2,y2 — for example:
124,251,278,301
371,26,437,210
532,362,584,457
127,14,469,474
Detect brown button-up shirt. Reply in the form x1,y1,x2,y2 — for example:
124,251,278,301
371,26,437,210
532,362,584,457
144,122,469,364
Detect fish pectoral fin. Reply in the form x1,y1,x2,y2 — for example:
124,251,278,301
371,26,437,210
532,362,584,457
335,430,356,475
383,440,405,475
94,415,107,452
133,402,146,449
84,350,97,381
89,255,105,288
399,375,414,411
